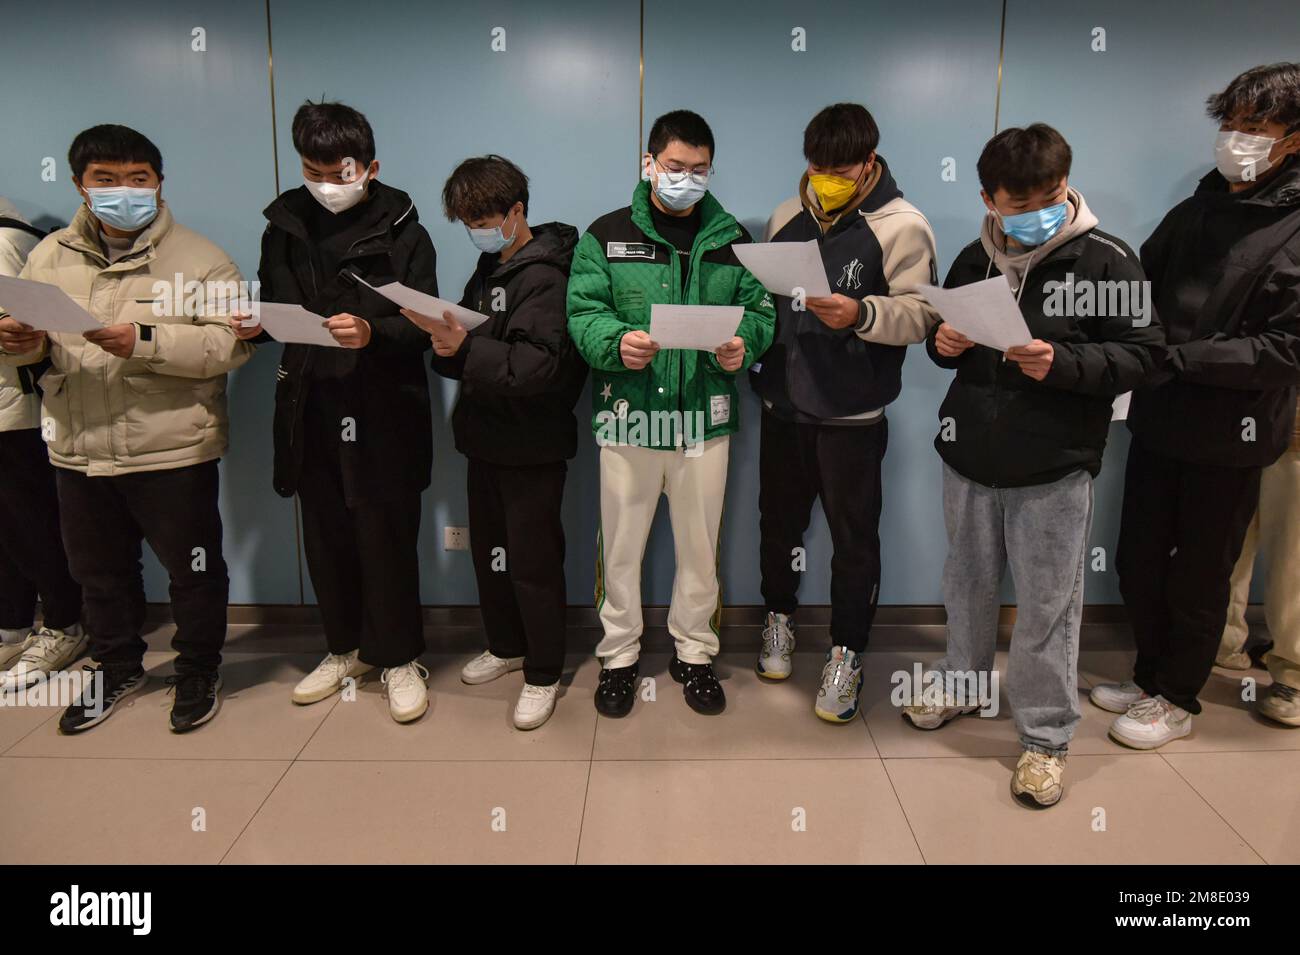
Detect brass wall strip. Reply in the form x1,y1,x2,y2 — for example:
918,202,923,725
994,0,1007,133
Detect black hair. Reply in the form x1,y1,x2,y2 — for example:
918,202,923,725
291,100,376,168
977,123,1073,196
646,109,715,160
1207,62,1300,134
68,125,163,180
442,154,530,222
803,103,880,167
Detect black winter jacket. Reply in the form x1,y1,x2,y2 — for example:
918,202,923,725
1128,157,1300,468
257,181,438,503
927,228,1164,488
431,222,587,465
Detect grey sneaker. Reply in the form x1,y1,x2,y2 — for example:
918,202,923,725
757,612,795,680
1258,682,1300,727
813,646,862,723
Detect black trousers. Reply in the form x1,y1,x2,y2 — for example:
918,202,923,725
297,406,425,669
1116,440,1262,714
0,428,81,631
56,460,228,673
758,408,887,652
467,458,568,686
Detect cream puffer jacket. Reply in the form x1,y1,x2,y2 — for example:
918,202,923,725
0,203,253,475
0,198,44,432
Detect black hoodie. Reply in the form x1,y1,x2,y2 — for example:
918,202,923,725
432,222,588,465
1129,156,1300,467
257,180,438,503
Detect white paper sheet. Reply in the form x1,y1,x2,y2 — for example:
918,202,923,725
251,302,341,348
0,275,100,334
1111,391,1132,422
351,274,490,331
733,240,832,298
919,276,1033,352
648,304,743,351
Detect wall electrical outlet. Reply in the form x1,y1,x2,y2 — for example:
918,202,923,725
443,526,470,551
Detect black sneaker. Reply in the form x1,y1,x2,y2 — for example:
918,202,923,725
594,662,639,717
59,663,147,734
169,670,223,733
669,655,726,715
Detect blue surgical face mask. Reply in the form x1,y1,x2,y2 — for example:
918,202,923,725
646,158,710,212
999,201,1068,247
85,185,159,232
467,213,517,254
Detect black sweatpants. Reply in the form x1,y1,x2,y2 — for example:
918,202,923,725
56,460,228,673
1116,439,1262,714
758,408,887,652
0,428,81,631
467,458,568,686
297,405,425,669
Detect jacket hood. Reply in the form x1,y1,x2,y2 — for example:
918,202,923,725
484,221,578,279
1195,154,1300,208
263,179,419,241
979,187,1099,289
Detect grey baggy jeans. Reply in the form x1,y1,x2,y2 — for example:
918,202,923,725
933,463,1094,754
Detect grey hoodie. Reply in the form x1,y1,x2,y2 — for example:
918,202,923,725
978,188,1100,294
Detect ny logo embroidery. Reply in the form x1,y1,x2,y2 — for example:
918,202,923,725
838,258,864,290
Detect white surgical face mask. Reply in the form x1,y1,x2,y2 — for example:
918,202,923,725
1215,130,1279,183
304,170,370,213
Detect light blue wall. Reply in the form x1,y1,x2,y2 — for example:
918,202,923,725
3,0,1295,607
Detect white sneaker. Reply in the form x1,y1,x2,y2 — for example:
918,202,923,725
460,650,524,685
513,683,558,730
901,696,979,730
0,630,34,670
1089,680,1149,714
1109,696,1192,749
2,624,88,688
292,649,373,705
1257,682,1300,727
757,612,795,680
382,660,429,723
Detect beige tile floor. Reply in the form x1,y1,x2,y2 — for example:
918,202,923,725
1,624,1296,865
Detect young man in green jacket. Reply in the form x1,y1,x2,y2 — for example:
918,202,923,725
567,110,775,717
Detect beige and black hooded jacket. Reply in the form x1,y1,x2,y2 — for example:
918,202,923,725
752,156,938,423
0,203,253,475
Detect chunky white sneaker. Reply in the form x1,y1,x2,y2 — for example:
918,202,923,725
1257,682,1300,727
901,688,979,730
757,612,795,680
0,630,33,670
291,649,373,705
1089,680,1149,714
382,660,429,723
513,683,558,730
2,625,88,688
460,650,524,685
1011,749,1065,808
1109,696,1192,749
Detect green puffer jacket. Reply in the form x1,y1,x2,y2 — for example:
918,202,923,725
567,180,775,449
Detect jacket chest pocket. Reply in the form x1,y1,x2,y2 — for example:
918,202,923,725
121,374,212,455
